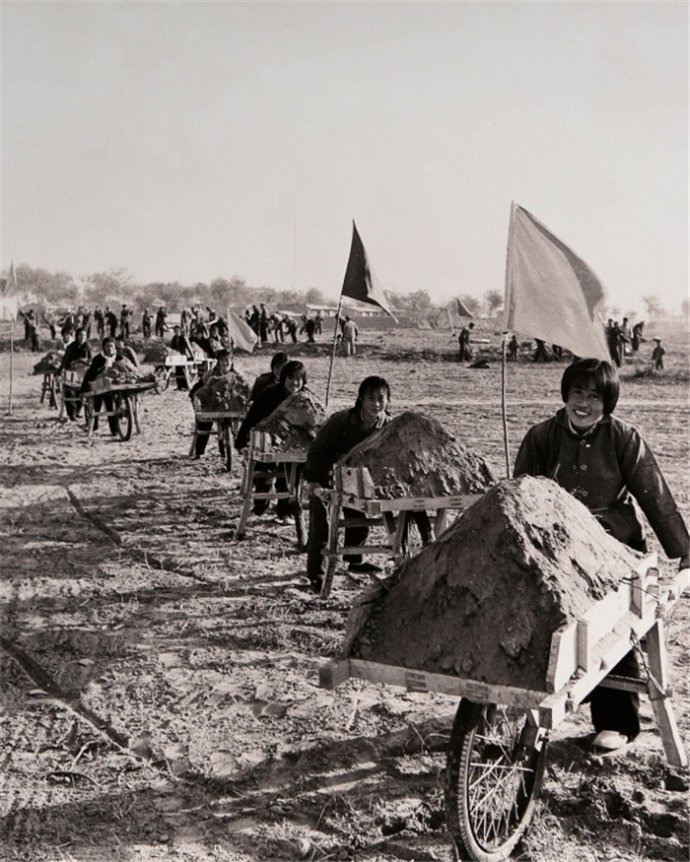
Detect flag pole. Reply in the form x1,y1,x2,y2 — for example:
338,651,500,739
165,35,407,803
501,202,517,479
324,296,343,408
8,319,14,415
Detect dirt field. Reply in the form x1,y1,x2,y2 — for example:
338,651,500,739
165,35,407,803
1,324,688,862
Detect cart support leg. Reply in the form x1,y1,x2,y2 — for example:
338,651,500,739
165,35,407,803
645,619,687,768
320,496,341,599
236,459,255,539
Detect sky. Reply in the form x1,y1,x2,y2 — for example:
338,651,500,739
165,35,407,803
1,1,687,315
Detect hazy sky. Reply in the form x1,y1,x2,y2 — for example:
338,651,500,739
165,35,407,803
2,1,687,314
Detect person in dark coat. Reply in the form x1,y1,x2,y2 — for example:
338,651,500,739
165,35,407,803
514,358,689,752
303,376,392,593
120,304,131,338
189,349,234,462
155,307,167,338
142,308,152,339
60,328,92,419
249,352,288,403
105,307,118,338
80,338,120,434
458,322,474,361
169,325,194,390
258,304,269,343
94,306,105,338
235,361,307,520
631,321,645,353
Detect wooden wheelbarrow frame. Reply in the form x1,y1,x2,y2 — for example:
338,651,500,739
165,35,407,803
316,465,482,598
236,430,307,548
321,555,689,768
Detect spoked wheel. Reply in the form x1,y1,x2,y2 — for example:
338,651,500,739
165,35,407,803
400,511,433,557
112,393,133,441
445,700,548,862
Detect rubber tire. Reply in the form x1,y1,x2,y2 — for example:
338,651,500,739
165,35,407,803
445,700,547,862
112,394,133,441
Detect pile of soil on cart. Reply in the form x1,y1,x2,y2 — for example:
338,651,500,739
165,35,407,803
90,357,154,388
346,476,642,692
33,350,64,374
338,411,496,498
256,387,326,450
142,344,183,363
195,369,251,412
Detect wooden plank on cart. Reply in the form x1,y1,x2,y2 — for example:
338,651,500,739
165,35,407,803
319,657,547,709
545,553,657,693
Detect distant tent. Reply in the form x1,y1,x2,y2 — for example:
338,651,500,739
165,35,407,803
0,266,19,321
226,308,258,353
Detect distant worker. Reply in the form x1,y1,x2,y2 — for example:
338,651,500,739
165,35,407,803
342,316,358,356
142,308,152,340
155,307,167,338
105,307,118,338
458,322,474,361
507,335,519,361
651,337,665,370
631,321,645,353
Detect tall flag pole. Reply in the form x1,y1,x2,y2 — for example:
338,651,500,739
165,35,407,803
501,205,517,478
325,222,397,407
6,261,18,415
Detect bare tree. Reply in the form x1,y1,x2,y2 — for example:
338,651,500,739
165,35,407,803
642,295,663,320
484,289,503,318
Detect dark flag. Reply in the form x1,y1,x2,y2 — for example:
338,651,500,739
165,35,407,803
341,221,396,319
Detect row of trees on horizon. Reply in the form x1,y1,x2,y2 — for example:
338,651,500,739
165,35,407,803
1,263,686,324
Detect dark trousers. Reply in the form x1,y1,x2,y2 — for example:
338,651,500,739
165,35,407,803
588,650,640,739
252,463,294,518
175,367,189,390
195,419,229,457
92,395,119,434
64,385,82,420
307,497,368,578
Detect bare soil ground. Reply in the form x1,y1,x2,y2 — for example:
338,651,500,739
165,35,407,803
1,324,688,862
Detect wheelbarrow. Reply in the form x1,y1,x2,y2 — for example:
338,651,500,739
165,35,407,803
320,555,689,861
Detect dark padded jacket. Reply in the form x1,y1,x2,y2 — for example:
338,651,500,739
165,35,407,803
514,408,689,558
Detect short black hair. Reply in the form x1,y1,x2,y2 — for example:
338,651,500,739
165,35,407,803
279,360,307,387
355,376,391,408
560,358,619,415
270,351,288,370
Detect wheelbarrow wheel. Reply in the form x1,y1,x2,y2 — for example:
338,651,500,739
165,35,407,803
112,393,133,441
445,700,547,862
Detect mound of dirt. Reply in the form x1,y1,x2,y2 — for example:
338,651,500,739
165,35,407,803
338,412,495,499
195,370,251,412
143,344,177,363
256,387,326,451
33,351,64,374
346,476,642,692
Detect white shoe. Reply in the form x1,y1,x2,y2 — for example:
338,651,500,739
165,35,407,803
592,730,629,751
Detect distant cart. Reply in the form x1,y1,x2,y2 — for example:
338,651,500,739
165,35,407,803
153,354,213,391
321,557,689,861
82,380,156,441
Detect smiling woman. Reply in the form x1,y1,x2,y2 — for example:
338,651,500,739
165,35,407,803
514,357,690,752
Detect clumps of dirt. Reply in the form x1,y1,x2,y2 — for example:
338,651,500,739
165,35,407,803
142,344,177,363
256,387,326,451
33,350,63,373
89,357,153,391
338,412,496,499
195,370,251,412
346,476,642,692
